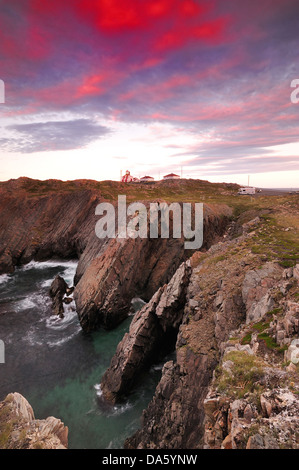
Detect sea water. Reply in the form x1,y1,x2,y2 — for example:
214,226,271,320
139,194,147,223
0,260,162,449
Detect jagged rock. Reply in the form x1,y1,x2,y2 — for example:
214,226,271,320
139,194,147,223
242,262,283,324
0,181,100,275
293,264,299,281
74,201,231,332
100,261,192,404
0,392,68,449
242,217,260,233
49,275,68,317
74,235,187,332
246,434,265,449
271,301,299,346
285,339,299,364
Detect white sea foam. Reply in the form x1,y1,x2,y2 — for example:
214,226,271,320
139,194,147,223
46,307,78,330
15,297,36,310
20,259,78,271
23,328,44,347
94,383,133,417
46,327,81,348
0,274,11,285
94,383,102,396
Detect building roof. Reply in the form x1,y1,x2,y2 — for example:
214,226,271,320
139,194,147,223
163,173,180,177
140,175,154,179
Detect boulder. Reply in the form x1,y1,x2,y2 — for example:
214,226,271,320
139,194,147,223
49,275,68,317
0,392,68,449
242,263,283,324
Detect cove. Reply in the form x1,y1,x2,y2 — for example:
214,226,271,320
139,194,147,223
0,260,162,448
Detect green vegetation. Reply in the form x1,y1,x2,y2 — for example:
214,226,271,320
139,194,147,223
257,333,287,352
0,405,12,449
215,350,266,399
240,310,287,353
241,333,252,345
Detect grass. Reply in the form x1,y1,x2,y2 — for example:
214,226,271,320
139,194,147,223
215,350,266,399
248,213,299,268
240,309,287,353
257,332,287,352
241,333,252,345
0,405,13,449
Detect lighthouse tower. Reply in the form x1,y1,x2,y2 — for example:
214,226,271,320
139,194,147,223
122,170,134,183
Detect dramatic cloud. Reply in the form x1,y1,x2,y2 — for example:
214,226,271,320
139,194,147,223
0,0,299,183
1,119,110,153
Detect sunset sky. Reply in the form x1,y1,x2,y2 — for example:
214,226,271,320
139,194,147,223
0,0,299,187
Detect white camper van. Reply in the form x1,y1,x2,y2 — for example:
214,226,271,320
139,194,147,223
238,187,256,195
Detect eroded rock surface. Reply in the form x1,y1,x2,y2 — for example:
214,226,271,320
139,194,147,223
100,261,192,403
0,392,68,449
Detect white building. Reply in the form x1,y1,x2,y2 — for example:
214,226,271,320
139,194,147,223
163,173,180,180
140,176,155,182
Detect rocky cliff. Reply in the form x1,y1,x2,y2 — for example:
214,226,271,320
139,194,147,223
101,204,299,450
0,177,232,332
0,393,68,449
1,177,298,449
0,178,101,275
73,203,230,332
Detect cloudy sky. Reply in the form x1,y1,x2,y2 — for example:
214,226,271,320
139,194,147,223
0,0,299,187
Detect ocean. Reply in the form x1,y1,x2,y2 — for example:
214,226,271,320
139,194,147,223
0,260,162,448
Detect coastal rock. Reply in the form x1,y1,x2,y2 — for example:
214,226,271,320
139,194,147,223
271,301,299,346
285,339,299,364
0,392,68,449
100,261,192,403
49,275,68,317
74,202,231,332
242,262,284,324
0,180,101,275
74,236,187,331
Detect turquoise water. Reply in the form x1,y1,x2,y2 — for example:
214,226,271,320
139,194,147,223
0,261,161,448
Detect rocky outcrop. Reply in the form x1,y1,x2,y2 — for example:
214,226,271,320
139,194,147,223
74,203,231,332
123,227,299,449
242,262,284,324
0,392,68,449
74,236,187,332
49,275,70,317
100,261,192,403
0,178,102,275
202,351,299,449
0,178,232,333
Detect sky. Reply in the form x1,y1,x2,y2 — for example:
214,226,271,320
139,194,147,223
0,0,299,187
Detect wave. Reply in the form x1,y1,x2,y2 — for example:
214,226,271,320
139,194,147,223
20,259,78,289
0,274,11,285
94,383,133,417
19,259,78,271
46,326,82,348
45,305,78,331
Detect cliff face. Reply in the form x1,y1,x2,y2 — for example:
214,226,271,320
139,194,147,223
0,178,101,274
2,177,298,450
100,261,192,403
101,209,299,450
0,393,68,449
0,178,231,333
